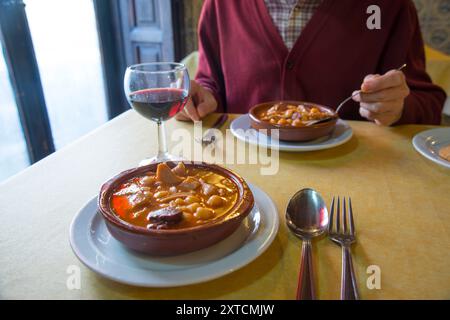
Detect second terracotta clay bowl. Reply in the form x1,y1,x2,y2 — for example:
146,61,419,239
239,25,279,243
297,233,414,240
249,101,338,141
98,161,254,256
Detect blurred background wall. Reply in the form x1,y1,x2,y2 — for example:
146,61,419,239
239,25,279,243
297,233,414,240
413,0,450,54
180,0,203,55
180,0,450,55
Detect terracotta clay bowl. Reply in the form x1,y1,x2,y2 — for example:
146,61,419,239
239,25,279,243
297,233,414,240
249,101,338,141
98,161,254,256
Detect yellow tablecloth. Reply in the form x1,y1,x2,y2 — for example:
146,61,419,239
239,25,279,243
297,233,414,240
0,112,449,299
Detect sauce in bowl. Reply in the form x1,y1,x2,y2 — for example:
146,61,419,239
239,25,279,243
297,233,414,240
110,162,239,230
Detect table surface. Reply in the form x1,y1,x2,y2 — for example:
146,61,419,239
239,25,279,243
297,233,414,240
1,111,449,300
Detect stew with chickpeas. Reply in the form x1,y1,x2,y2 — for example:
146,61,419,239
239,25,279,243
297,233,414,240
111,162,239,230
258,102,333,127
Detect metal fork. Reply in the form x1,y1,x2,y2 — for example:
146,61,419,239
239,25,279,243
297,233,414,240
328,197,360,300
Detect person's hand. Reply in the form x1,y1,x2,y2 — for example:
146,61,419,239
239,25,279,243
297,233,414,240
176,80,218,121
353,69,410,126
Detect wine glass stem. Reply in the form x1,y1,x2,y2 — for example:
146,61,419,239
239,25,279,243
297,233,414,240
156,121,168,159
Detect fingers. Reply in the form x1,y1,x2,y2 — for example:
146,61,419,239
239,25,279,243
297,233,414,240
359,107,396,126
197,95,218,118
175,109,191,121
175,82,218,122
175,81,201,122
355,68,409,126
176,81,217,121
353,86,409,103
363,74,380,83
360,109,393,126
359,107,377,121
359,101,403,126
182,98,200,121
373,112,401,126
361,70,405,92
359,101,395,114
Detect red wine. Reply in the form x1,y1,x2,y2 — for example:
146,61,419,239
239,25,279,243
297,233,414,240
129,88,188,122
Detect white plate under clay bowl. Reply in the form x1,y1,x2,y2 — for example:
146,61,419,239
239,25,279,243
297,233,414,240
230,114,353,152
69,183,279,287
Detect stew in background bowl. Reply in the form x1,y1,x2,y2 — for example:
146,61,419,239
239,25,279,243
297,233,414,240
249,101,338,141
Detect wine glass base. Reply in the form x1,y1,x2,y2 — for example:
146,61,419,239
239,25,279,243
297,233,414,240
138,154,182,166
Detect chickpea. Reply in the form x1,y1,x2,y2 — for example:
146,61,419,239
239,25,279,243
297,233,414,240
174,198,185,206
194,207,214,220
207,195,224,208
277,118,287,125
284,109,294,118
286,118,292,124
169,186,177,194
310,107,319,114
292,119,302,127
182,212,194,222
142,189,152,197
140,175,155,186
154,191,169,199
269,118,276,124
185,195,201,204
186,203,202,213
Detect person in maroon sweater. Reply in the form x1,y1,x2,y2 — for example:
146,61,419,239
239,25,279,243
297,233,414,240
176,0,446,126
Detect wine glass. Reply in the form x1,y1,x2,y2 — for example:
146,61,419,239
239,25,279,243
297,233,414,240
124,62,190,165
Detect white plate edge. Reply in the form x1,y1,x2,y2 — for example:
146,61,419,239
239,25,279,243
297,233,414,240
229,114,353,152
412,129,450,169
69,183,280,287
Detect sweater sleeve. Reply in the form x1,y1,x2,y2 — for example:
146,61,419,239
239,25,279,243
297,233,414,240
194,0,226,112
384,1,447,125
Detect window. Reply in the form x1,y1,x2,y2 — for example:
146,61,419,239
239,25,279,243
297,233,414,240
0,0,177,182
0,42,30,181
24,0,108,149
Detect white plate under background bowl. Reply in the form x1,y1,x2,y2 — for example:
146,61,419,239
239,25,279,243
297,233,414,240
230,114,353,152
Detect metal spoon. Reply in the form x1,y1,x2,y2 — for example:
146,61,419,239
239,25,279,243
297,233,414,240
303,115,337,127
305,63,407,126
286,188,329,300
334,63,407,115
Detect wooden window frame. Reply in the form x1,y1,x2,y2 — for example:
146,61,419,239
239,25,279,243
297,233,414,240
93,0,130,119
0,0,54,163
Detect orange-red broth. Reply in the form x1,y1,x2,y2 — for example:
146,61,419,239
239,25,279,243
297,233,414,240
111,167,238,230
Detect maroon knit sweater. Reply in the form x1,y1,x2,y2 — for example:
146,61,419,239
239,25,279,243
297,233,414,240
195,0,446,124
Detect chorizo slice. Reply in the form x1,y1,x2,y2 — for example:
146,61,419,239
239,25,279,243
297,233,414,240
147,207,183,224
